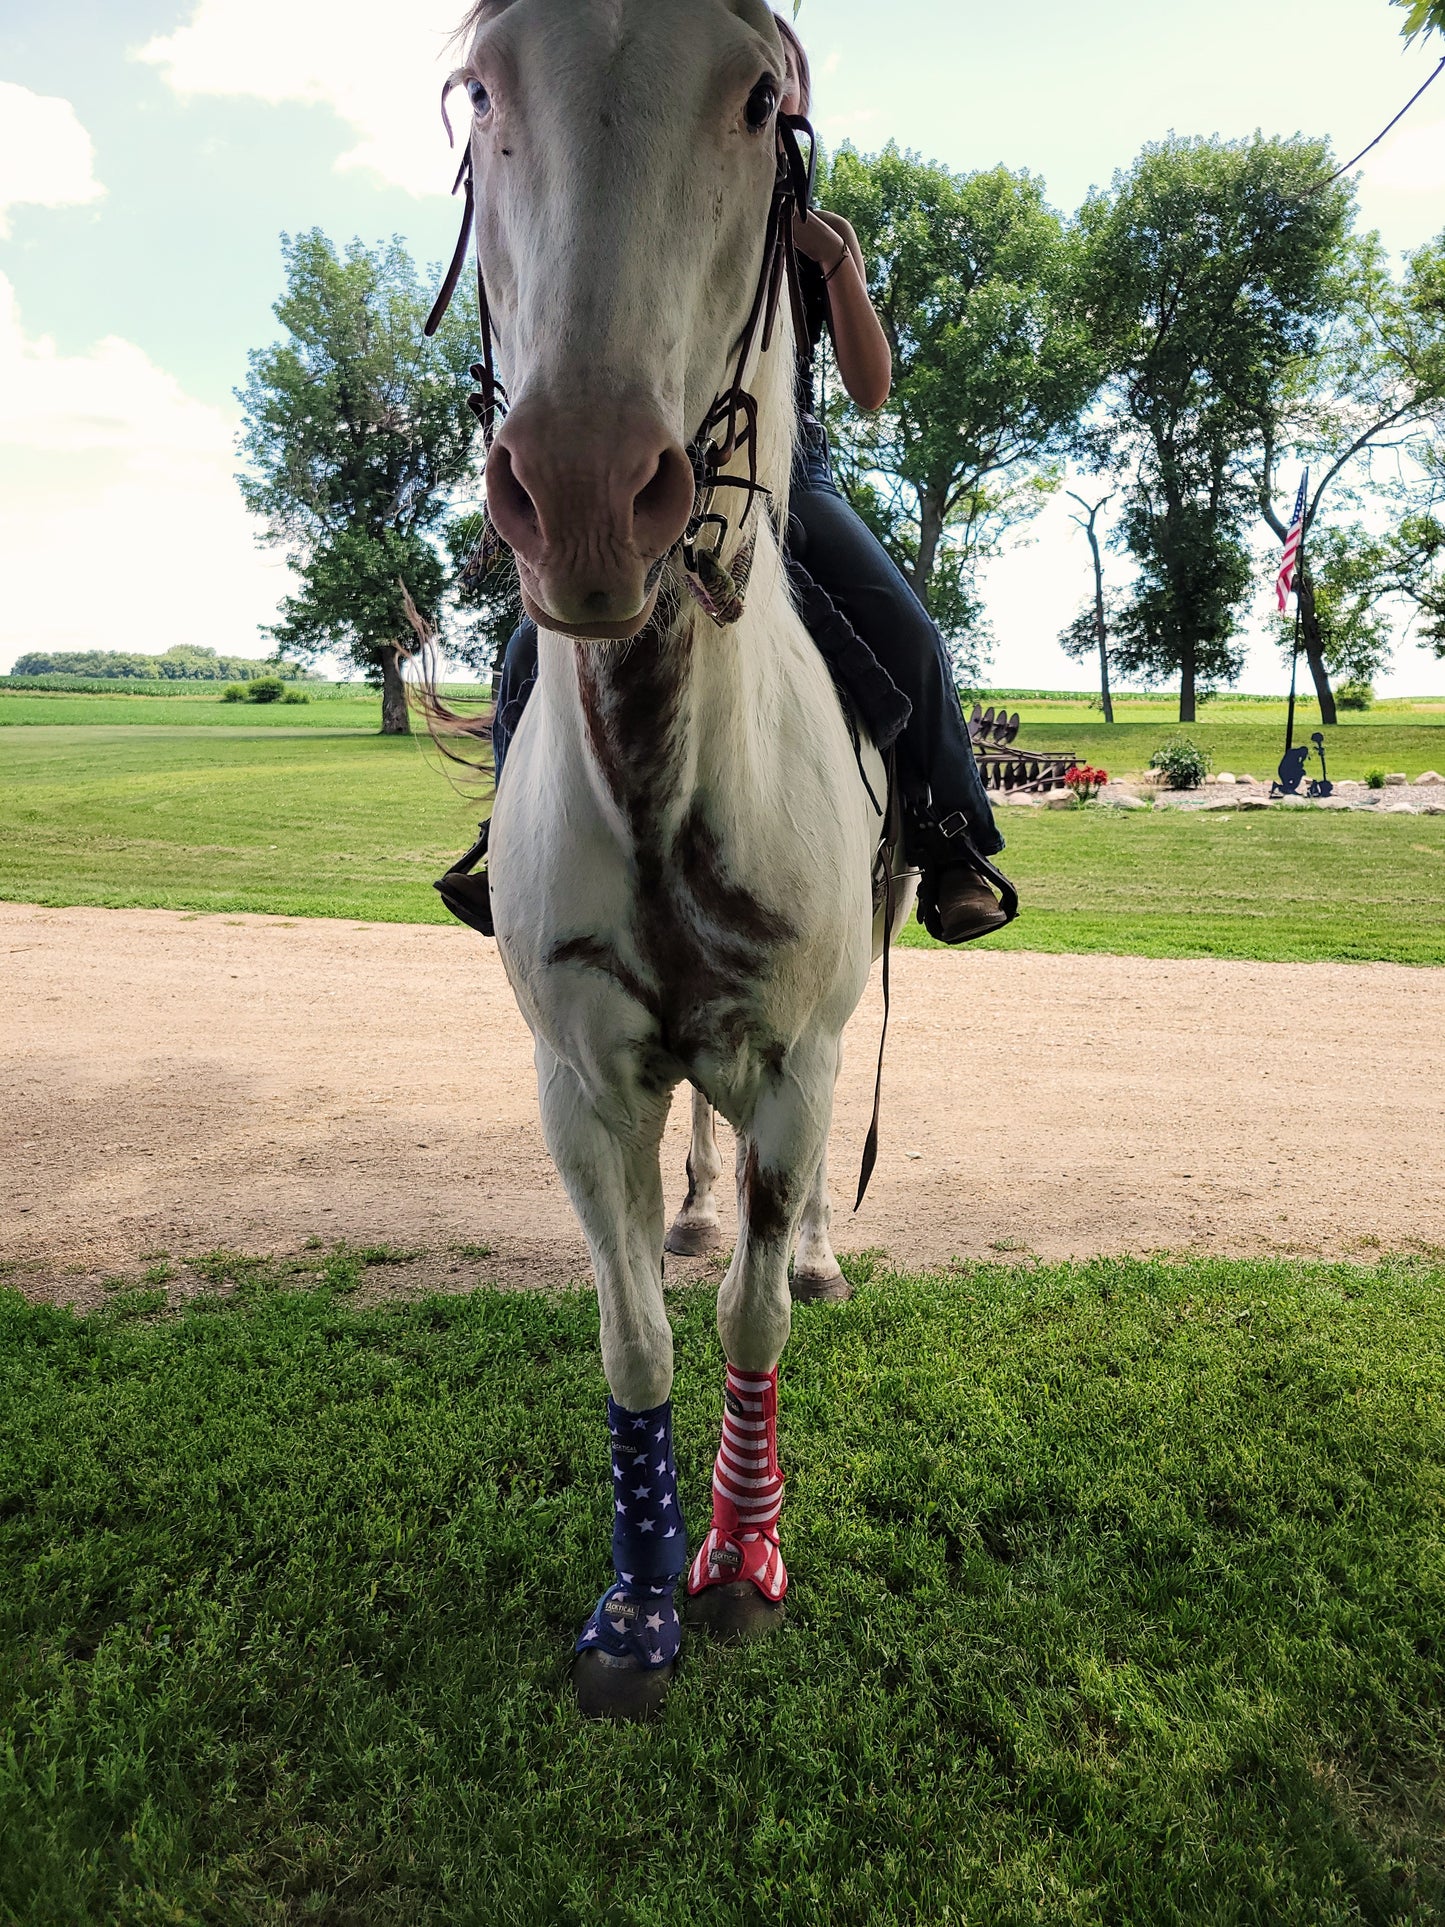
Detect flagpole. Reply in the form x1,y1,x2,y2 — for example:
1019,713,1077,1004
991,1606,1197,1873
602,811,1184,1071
1285,588,1301,758
1282,468,1308,762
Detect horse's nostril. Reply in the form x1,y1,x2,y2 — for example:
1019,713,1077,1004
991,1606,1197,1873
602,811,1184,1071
631,443,695,557
486,442,540,548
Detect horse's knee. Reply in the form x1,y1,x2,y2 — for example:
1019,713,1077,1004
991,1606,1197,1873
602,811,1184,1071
717,1230,792,1369
600,1316,675,1414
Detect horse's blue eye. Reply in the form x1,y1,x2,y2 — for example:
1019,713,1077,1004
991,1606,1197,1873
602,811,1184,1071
467,79,491,115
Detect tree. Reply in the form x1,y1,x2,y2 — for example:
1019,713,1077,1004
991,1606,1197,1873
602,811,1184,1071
1384,509,1445,650
1272,522,1395,686
1079,135,1351,720
9,645,306,682
820,146,1097,683
1395,1,1445,41
1063,490,1115,721
1256,234,1445,719
1326,504,1445,654
238,232,482,733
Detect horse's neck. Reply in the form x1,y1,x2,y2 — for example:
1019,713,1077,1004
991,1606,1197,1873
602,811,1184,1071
555,557,795,840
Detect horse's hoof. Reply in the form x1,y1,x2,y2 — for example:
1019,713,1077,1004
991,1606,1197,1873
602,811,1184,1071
664,1217,724,1258
687,1582,786,1644
791,1267,852,1303
573,1652,673,1723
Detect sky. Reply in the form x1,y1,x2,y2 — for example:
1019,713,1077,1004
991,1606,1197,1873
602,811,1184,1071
3,0,1445,692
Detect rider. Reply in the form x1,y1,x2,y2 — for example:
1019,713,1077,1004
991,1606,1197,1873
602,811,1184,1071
485,12,1010,945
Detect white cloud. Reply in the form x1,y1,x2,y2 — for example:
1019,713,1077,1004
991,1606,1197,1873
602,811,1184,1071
138,0,463,197
0,274,290,668
0,84,105,236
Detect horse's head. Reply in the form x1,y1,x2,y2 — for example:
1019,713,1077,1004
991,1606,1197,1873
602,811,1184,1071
453,0,789,639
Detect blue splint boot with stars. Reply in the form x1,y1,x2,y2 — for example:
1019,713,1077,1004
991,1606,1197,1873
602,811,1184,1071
573,1396,687,1721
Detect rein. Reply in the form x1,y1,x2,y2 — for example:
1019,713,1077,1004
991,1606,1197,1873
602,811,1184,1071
424,103,817,629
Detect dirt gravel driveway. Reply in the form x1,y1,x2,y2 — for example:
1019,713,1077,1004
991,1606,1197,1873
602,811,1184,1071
3,902,1442,1304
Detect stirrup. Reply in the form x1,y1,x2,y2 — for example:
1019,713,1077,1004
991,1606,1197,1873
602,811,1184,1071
434,820,494,937
914,811,1019,944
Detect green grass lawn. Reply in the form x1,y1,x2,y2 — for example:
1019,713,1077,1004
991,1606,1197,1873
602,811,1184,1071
971,693,1445,727
901,807,1445,966
3,724,1443,964
0,687,386,729
998,722,1445,783
1,1255,1440,1923
0,727,486,922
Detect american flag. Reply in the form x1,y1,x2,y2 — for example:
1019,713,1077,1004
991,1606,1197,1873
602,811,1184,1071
1275,471,1309,612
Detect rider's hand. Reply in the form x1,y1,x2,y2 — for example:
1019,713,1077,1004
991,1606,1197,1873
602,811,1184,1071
791,208,851,276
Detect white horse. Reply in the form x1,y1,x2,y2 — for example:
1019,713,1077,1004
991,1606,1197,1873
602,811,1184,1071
450,0,907,1718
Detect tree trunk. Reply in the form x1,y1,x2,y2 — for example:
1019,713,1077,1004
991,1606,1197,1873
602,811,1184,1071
1295,565,1338,726
1085,523,1113,724
1179,643,1196,725
908,496,945,608
380,646,411,736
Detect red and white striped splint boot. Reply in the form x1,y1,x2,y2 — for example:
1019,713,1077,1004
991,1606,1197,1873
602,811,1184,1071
688,1364,787,1606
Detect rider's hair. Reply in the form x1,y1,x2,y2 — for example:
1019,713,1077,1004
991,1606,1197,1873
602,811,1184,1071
774,14,812,117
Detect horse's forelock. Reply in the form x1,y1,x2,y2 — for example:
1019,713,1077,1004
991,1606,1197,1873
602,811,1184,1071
452,0,517,49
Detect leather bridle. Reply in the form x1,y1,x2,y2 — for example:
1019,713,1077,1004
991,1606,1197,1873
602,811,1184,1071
424,96,817,631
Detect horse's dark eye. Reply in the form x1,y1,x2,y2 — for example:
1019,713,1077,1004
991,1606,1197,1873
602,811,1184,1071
467,79,491,116
745,78,777,132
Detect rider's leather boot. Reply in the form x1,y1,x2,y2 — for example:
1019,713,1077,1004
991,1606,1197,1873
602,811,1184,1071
930,863,1011,943
913,810,1019,947
434,821,494,937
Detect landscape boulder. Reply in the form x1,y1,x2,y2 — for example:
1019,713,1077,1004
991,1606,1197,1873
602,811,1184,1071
1414,771,1444,786
1213,772,1238,785
1385,773,1409,787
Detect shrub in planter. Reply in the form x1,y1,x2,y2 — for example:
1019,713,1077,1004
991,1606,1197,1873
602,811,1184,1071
1148,737,1212,790
1337,680,1374,711
1367,768,1387,789
245,677,286,704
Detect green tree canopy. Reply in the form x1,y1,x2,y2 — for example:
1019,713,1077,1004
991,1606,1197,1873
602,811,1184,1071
1271,522,1395,685
238,232,483,733
1079,135,1351,719
1256,232,1445,717
9,645,307,682
820,145,1097,683
1394,1,1445,41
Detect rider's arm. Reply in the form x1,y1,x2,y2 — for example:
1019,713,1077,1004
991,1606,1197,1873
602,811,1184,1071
792,209,892,413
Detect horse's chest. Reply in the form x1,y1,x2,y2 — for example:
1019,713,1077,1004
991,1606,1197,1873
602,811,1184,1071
630,811,795,1068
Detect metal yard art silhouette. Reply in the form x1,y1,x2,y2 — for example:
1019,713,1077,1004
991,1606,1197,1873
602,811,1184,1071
1273,731,1334,798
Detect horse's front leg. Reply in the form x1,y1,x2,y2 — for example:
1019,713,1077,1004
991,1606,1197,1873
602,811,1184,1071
664,1086,726,1257
688,1038,837,1642
534,1043,685,1722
